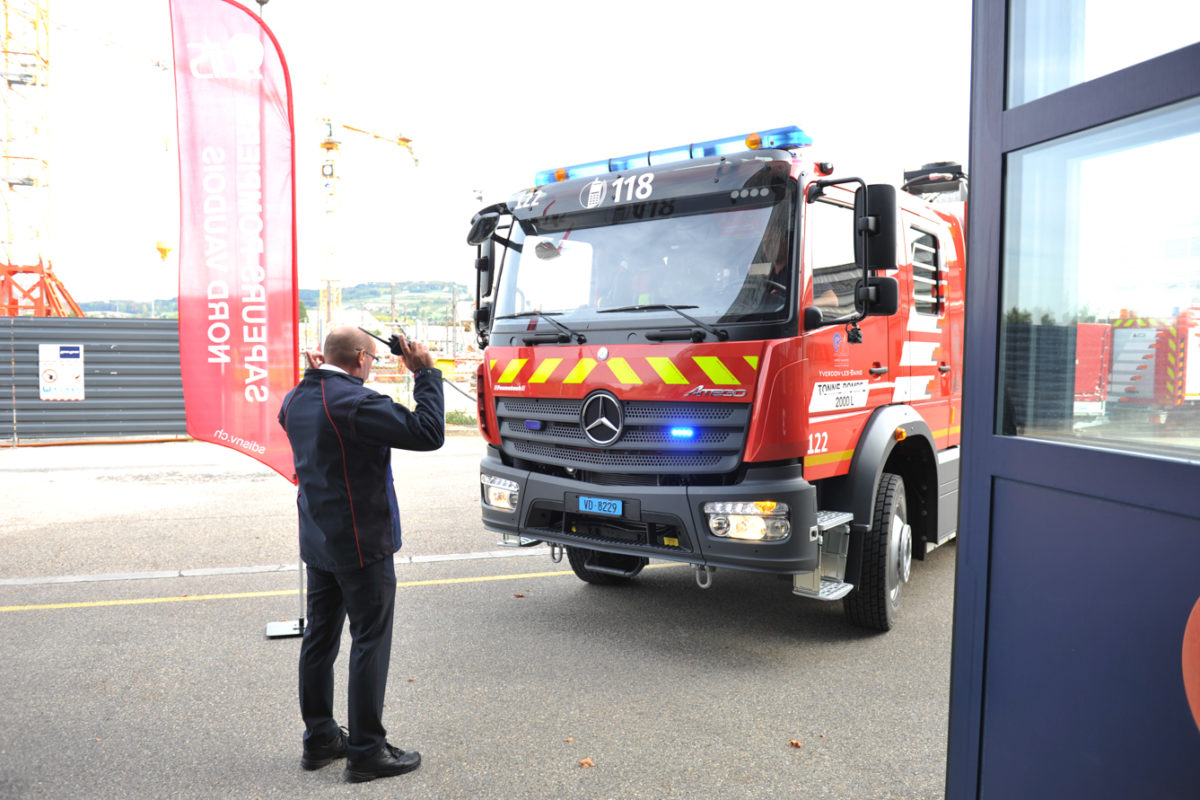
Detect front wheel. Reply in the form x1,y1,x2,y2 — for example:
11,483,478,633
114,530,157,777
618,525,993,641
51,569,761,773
565,546,647,586
844,473,912,631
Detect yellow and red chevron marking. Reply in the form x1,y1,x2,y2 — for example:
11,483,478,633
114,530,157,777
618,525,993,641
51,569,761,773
1113,317,1176,330
1112,313,1193,405
1164,331,1188,405
485,342,765,401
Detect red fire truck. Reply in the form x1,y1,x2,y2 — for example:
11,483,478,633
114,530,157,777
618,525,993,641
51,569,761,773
1077,310,1198,415
467,127,966,630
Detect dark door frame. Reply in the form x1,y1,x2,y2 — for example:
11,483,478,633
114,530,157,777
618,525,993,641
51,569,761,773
948,3,1200,796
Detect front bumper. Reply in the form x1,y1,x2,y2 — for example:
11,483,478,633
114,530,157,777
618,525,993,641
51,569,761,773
479,448,820,574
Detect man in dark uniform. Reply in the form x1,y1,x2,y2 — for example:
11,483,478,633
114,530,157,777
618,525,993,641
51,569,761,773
278,325,444,783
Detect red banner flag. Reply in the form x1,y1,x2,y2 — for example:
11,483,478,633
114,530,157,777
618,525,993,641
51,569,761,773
170,0,298,482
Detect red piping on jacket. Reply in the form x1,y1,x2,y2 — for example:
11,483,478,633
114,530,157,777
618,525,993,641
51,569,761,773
321,379,364,567
279,390,297,427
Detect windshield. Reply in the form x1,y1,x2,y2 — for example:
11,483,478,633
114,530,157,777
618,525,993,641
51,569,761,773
493,189,795,332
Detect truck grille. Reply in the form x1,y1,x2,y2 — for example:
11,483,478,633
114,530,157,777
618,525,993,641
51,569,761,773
495,397,749,476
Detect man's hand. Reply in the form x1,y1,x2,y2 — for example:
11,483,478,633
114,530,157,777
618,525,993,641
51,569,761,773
391,335,435,373
304,350,325,369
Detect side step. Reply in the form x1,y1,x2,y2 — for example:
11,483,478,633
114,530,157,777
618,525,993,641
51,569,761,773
793,576,854,601
792,510,854,601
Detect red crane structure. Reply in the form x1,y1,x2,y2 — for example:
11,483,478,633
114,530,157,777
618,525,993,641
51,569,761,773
2,0,83,316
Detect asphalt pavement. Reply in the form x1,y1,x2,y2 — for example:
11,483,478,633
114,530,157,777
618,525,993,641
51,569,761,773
0,436,955,800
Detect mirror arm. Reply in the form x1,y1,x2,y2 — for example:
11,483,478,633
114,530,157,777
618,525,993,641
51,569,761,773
806,175,866,204
491,233,522,253
470,202,509,224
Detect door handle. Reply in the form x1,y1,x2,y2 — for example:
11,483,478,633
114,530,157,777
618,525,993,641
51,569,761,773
869,366,889,375
939,364,952,373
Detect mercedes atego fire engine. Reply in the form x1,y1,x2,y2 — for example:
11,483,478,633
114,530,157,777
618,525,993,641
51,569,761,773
467,126,966,630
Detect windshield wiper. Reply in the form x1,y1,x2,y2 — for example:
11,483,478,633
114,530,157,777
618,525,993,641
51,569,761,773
597,304,728,341
493,311,586,344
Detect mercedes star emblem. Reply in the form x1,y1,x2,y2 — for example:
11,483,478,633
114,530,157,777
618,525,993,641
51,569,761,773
580,391,623,447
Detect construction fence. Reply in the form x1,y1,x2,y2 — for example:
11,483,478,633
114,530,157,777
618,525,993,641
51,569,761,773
0,317,186,445
1,318,480,446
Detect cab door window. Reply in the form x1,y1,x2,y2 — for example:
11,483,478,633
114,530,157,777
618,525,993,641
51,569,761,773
805,198,859,315
911,229,942,316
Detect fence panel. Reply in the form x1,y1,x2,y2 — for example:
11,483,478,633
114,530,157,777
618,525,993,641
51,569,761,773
0,317,186,444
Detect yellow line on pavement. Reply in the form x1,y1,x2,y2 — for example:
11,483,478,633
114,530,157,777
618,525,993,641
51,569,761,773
0,569,580,613
0,590,296,613
393,569,575,590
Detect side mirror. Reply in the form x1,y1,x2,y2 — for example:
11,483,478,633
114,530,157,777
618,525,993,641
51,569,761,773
859,276,899,316
475,240,494,299
853,184,899,271
467,212,499,246
804,276,897,330
467,201,511,246
474,302,492,348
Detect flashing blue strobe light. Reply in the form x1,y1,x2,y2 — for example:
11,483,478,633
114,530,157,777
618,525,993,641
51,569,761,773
669,427,696,439
535,125,812,186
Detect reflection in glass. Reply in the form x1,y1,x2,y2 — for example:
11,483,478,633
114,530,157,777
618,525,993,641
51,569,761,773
1008,0,1200,107
999,97,1200,462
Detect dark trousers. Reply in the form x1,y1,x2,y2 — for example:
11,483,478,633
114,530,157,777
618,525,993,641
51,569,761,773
299,556,396,760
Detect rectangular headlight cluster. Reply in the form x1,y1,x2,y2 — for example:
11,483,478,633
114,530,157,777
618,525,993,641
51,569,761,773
703,501,790,541
481,474,520,511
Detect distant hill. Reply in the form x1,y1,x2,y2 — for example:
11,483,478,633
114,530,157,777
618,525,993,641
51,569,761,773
79,298,178,317
298,280,468,306
80,281,469,320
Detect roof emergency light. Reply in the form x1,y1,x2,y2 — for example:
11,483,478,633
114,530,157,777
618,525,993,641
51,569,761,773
535,125,812,186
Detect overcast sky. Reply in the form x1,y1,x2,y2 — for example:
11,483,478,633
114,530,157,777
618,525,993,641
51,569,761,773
41,0,973,302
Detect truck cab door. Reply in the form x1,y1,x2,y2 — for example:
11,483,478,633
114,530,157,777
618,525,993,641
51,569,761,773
801,196,893,480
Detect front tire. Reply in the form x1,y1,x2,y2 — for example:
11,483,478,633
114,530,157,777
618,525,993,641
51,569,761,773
844,473,912,631
565,546,646,586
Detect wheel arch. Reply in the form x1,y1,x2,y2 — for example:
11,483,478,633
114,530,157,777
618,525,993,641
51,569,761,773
818,404,939,583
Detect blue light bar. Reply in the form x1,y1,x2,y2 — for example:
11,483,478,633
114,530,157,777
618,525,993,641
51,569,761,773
647,144,692,166
670,427,696,439
692,126,812,157
535,125,812,185
608,151,651,172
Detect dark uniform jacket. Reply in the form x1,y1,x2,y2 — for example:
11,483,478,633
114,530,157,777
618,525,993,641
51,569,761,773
278,366,444,572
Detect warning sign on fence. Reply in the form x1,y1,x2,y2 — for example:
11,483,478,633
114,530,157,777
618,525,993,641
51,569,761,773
39,344,85,401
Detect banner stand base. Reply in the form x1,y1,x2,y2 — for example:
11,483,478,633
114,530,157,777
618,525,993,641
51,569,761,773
266,618,305,638
266,556,305,639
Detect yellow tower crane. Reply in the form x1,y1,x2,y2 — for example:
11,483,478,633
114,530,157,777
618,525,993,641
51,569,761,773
314,118,417,341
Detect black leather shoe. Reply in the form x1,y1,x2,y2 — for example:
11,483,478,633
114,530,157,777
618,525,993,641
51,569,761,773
301,727,348,771
344,743,421,783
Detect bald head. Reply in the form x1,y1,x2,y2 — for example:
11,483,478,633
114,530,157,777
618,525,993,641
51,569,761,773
323,326,372,370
